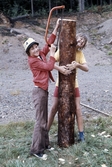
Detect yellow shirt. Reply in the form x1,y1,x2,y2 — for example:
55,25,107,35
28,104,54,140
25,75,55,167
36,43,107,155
55,49,86,88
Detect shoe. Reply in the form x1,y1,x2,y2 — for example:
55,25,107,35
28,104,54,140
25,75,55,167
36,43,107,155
32,153,47,160
77,137,85,142
78,132,85,142
46,145,54,151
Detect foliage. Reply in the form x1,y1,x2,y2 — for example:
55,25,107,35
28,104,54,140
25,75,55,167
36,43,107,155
0,117,112,167
0,0,111,17
108,51,112,55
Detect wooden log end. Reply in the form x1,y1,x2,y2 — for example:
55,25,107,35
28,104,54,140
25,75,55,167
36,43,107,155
62,19,76,22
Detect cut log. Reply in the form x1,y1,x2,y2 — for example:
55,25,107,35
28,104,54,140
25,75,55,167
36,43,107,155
0,12,29,27
11,15,29,22
58,19,76,147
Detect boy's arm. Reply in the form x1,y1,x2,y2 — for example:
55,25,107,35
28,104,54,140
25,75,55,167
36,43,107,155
42,19,60,56
54,64,71,75
66,61,89,72
76,62,89,71
52,18,60,36
47,18,60,44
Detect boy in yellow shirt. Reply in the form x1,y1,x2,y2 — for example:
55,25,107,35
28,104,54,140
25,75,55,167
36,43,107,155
47,33,89,142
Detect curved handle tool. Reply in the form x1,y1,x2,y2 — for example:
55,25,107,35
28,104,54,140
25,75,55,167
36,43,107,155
45,5,65,46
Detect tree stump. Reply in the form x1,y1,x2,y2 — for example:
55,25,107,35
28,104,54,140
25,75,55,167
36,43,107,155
58,19,76,147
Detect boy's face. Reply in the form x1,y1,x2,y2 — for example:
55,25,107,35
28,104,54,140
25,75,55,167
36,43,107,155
29,44,39,57
76,36,85,50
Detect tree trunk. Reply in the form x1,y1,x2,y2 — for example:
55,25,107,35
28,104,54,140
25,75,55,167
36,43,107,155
58,19,76,148
48,0,51,12
79,0,85,13
70,0,73,10
31,0,34,17
100,0,102,6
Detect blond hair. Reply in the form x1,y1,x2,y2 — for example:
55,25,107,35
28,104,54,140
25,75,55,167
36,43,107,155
76,33,88,50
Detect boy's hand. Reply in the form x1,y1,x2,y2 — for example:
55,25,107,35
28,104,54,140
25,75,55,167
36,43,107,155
52,18,61,35
66,61,78,70
66,64,75,70
56,18,61,30
49,44,56,56
59,66,71,75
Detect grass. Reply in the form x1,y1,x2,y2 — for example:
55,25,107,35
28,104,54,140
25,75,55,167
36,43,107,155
0,117,112,167
108,51,112,55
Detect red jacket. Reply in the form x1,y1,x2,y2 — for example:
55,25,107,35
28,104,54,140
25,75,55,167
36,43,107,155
28,34,56,90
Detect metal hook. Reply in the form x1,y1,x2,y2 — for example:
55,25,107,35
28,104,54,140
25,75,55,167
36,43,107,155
45,5,65,47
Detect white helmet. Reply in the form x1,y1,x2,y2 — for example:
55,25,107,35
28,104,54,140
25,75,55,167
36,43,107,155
23,38,39,53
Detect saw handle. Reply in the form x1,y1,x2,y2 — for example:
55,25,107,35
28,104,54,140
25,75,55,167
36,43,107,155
45,5,65,46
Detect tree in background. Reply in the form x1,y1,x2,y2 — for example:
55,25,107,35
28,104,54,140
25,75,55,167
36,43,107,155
31,0,34,17
79,0,85,12
49,0,51,11
0,0,112,17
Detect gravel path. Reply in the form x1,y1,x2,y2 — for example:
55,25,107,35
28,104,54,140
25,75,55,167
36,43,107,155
0,46,111,125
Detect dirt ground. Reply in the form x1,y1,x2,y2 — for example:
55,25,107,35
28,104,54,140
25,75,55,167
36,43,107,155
0,11,112,125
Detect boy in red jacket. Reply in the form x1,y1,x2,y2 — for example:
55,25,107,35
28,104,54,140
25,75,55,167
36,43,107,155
23,19,59,160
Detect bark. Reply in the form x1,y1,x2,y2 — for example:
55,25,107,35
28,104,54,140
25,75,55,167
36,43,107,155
58,19,76,147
